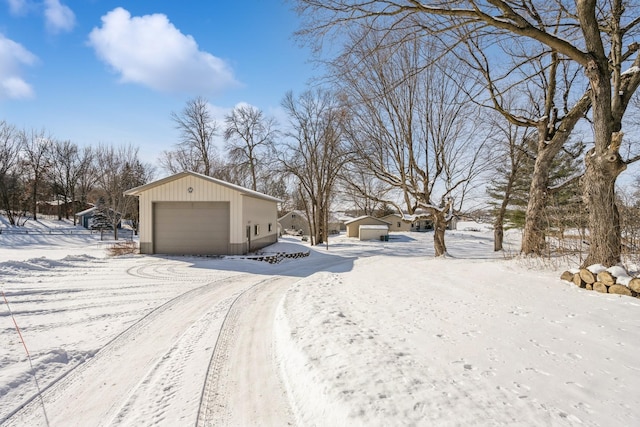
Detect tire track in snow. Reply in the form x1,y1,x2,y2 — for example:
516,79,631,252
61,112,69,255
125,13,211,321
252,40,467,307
197,275,298,427
196,280,265,426
107,296,236,426
125,259,233,282
2,269,252,426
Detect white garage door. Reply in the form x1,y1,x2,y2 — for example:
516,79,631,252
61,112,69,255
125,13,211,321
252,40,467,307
153,202,230,255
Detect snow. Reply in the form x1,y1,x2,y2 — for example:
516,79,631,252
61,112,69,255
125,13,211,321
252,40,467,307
1,218,639,426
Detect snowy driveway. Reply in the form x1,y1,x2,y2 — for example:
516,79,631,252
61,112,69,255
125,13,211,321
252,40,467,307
3,229,640,426
1,251,353,426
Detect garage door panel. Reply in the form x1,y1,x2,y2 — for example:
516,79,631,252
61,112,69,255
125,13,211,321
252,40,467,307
153,202,230,255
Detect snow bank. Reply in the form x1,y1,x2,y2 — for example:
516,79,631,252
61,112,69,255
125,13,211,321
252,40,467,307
276,255,640,426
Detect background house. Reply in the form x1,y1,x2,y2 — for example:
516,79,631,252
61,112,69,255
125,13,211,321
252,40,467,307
125,171,280,255
278,210,311,236
329,212,353,234
39,200,91,218
344,215,391,238
411,218,434,232
76,206,122,229
379,213,412,232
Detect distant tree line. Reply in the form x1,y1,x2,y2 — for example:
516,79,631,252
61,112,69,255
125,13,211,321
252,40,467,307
286,0,640,268
6,0,640,268
0,120,153,239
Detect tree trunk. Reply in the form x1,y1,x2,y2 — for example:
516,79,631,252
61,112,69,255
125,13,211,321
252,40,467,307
32,174,38,220
520,93,591,256
582,146,625,267
581,56,626,267
316,204,325,245
493,180,512,251
433,212,448,257
494,225,504,252
72,190,77,225
521,145,555,254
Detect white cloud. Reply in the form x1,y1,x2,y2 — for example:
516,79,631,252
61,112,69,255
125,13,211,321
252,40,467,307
43,0,75,33
0,33,38,100
7,0,28,15
87,7,239,95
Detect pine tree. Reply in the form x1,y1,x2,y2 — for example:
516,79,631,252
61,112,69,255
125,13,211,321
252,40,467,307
488,136,585,249
90,197,112,232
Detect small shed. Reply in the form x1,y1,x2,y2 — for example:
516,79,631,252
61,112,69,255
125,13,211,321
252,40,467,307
344,215,390,238
76,206,97,229
76,206,122,229
124,171,281,256
359,224,389,241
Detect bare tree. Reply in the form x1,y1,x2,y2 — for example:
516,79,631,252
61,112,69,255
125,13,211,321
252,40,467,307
76,146,98,209
161,96,220,177
336,31,486,256
19,128,52,221
293,0,640,267
94,144,151,240
0,121,27,225
279,89,350,245
457,34,590,256
224,104,278,191
338,166,389,216
485,104,537,251
48,140,94,222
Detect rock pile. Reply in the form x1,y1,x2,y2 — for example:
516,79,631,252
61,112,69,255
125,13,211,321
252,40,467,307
561,265,640,298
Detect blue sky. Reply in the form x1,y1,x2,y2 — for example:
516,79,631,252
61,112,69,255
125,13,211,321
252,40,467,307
0,0,318,167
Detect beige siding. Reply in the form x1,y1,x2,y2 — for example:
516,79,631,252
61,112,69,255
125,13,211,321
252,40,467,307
278,211,310,235
243,195,279,252
380,214,412,232
138,175,244,253
346,217,390,238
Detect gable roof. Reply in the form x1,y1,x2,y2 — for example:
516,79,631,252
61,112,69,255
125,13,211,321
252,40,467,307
380,213,415,222
344,215,391,225
75,206,120,216
278,210,308,221
75,206,97,216
124,171,282,203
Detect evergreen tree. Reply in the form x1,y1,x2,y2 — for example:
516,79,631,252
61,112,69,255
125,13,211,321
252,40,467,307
90,197,112,234
488,137,585,243
545,139,586,236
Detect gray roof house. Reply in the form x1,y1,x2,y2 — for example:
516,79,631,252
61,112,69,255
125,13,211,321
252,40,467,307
124,171,281,255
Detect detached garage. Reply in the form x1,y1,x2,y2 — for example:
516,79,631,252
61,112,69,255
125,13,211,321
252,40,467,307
124,171,281,256
344,215,391,238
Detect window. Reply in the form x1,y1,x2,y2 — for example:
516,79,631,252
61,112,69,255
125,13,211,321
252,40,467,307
291,214,296,218
254,224,260,236
268,223,273,232
397,222,401,228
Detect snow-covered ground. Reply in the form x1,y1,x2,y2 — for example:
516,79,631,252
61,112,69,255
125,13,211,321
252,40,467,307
1,218,639,426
